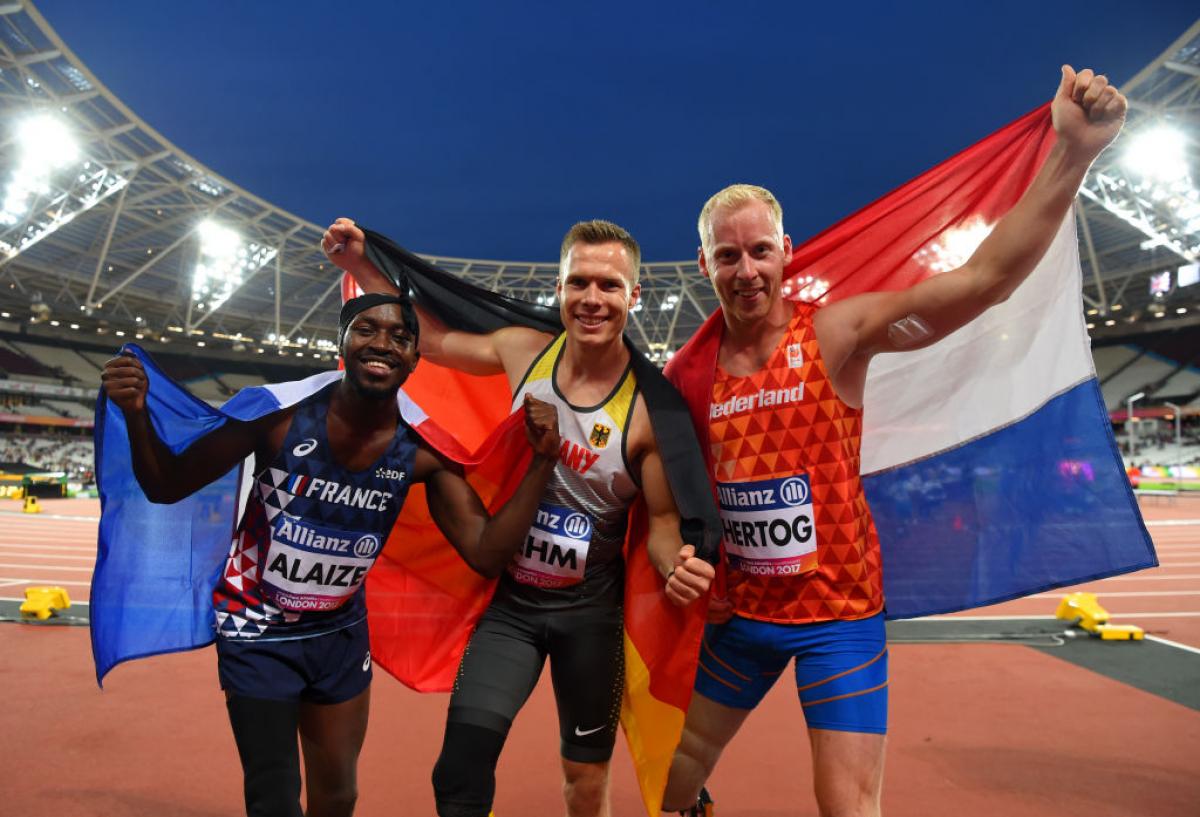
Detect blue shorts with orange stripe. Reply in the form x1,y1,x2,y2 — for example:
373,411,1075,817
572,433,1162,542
694,612,888,734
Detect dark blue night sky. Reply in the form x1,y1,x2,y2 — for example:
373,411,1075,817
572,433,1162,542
37,1,1198,261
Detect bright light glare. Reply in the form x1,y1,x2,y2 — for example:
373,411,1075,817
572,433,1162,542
192,220,277,312
783,273,830,302
17,115,79,168
913,216,994,273
1,114,80,225
1124,126,1188,184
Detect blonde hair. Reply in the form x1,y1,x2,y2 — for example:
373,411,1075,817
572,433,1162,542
697,184,784,260
559,219,641,289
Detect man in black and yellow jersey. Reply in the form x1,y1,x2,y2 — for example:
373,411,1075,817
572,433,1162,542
323,217,715,817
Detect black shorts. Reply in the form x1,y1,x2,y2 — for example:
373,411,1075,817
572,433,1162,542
215,619,373,704
446,597,625,763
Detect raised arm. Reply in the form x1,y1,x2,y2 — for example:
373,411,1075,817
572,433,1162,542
631,399,715,607
321,217,550,381
414,394,560,577
100,353,284,503
817,66,1127,404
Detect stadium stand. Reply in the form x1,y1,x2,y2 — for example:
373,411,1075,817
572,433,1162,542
0,339,59,382
216,372,269,393
1156,368,1200,402
1096,325,1200,412
1092,344,1140,381
11,339,101,385
40,400,94,421
1101,354,1175,411
0,433,93,475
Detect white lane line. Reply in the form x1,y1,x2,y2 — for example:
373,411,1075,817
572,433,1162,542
1097,573,1200,581
0,543,95,553
928,612,1200,619
1145,520,1200,527
0,594,90,603
0,579,91,588
0,579,29,588
0,529,98,536
0,552,94,562
0,563,91,573
1146,635,1200,656
1160,561,1200,567
1032,590,1200,598
0,513,99,522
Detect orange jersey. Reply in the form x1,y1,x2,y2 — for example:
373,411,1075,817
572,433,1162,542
708,301,883,623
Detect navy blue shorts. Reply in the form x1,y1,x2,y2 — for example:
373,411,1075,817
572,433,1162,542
215,618,372,704
695,612,888,734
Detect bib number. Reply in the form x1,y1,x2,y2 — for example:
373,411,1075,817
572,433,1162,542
260,514,380,612
717,474,818,577
509,502,592,588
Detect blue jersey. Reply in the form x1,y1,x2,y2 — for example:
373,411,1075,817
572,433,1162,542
214,382,418,640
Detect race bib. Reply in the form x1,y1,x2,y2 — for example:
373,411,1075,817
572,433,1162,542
260,514,381,612
508,502,592,588
717,474,818,577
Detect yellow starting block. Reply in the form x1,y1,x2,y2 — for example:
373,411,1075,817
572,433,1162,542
1095,624,1145,641
22,495,40,514
19,586,71,620
1055,592,1144,640
1055,591,1109,633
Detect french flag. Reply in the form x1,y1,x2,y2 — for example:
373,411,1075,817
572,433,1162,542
89,345,505,684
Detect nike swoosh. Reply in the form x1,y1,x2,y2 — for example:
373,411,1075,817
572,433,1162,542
574,724,606,737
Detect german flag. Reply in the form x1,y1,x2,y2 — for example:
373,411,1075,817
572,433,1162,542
353,232,721,815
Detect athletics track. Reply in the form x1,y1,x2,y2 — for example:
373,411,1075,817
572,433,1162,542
0,497,1197,816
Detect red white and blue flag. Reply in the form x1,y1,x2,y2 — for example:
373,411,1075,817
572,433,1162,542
670,103,1156,619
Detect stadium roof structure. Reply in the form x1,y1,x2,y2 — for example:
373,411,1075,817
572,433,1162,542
0,2,1197,363
1078,18,1200,341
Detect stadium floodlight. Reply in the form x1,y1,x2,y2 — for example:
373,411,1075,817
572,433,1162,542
1123,126,1188,184
1,115,77,223
192,220,277,314
1082,122,1200,264
0,113,128,258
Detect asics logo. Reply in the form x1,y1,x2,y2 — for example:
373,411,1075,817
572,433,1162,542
574,724,606,737
292,438,318,457
362,650,371,672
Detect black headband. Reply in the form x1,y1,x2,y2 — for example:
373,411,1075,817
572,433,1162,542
338,293,420,345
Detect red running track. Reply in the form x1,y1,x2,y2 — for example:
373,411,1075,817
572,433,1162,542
0,497,1197,815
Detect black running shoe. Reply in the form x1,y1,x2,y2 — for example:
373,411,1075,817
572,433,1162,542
678,787,714,817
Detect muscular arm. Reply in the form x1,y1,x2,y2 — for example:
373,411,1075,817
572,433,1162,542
101,354,284,503
631,400,714,606
321,217,550,383
816,66,1127,405
413,394,560,578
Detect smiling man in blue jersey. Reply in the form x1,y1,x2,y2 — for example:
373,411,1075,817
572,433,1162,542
323,218,716,817
100,292,562,817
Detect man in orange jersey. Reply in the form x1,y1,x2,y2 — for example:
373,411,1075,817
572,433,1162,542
661,66,1126,816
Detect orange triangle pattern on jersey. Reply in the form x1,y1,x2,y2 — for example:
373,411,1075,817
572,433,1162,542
709,301,883,623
